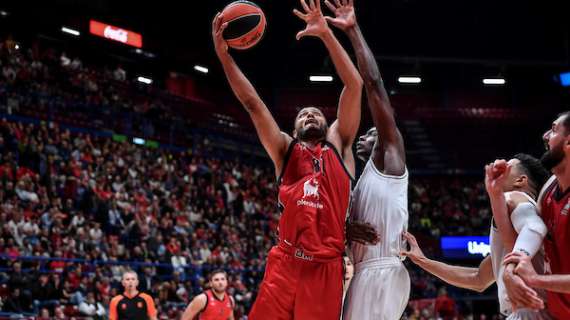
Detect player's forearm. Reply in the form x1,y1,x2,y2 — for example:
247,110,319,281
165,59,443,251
530,274,570,294
488,193,517,251
344,23,400,147
320,30,363,90
345,25,384,89
181,308,198,320
217,52,265,113
415,257,488,292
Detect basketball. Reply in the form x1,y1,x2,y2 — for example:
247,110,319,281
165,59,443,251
220,1,266,50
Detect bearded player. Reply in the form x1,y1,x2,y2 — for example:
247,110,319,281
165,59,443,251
501,111,570,319
212,0,363,318
402,154,552,319
181,270,234,320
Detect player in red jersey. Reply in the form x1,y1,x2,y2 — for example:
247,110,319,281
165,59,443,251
181,270,234,320
212,0,363,318
499,111,570,319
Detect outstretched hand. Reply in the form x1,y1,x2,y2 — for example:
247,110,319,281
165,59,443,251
293,0,330,40
324,0,356,31
212,13,229,56
400,232,426,264
484,159,512,197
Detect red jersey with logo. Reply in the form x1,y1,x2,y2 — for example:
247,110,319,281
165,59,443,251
278,140,353,259
541,181,570,319
198,290,233,320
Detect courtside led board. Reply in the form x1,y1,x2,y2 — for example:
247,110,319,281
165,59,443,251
440,236,490,259
89,20,142,48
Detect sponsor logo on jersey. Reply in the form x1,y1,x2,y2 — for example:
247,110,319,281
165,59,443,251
296,199,324,209
297,178,324,209
303,178,319,199
295,248,314,261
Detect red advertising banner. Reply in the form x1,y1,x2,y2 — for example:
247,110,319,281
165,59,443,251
89,20,142,48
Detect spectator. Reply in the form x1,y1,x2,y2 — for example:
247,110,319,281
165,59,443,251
32,273,58,312
434,287,457,319
78,292,106,319
113,65,126,82
3,288,31,314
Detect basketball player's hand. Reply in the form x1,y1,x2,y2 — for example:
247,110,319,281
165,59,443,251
346,220,380,245
504,252,539,287
484,159,512,197
502,264,544,311
400,232,426,264
294,0,330,40
324,0,357,31
212,13,229,56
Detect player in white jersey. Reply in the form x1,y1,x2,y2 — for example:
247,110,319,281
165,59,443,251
402,154,552,319
324,1,410,318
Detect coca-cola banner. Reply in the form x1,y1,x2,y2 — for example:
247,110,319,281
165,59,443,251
89,20,143,48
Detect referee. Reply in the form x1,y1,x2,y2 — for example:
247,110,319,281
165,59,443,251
109,270,158,320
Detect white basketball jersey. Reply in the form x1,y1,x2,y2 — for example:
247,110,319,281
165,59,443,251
350,160,409,263
490,192,547,316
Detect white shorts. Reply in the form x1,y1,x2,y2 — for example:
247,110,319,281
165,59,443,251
342,257,410,320
506,309,552,320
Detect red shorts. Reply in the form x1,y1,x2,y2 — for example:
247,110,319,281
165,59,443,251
248,244,344,320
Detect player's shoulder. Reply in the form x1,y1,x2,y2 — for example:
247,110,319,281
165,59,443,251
505,191,533,203
139,292,152,299
110,294,124,304
194,292,208,303
538,175,557,202
139,292,155,304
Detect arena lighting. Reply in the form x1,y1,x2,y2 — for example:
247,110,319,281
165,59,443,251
0,10,8,17
133,138,146,145
61,26,80,36
482,78,506,85
194,65,209,74
89,20,142,48
137,76,153,84
559,72,570,87
398,76,422,84
14,44,19,50
310,75,334,82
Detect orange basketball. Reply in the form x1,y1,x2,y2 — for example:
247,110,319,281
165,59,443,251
220,1,266,50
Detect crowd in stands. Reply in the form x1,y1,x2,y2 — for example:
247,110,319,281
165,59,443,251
0,35,500,319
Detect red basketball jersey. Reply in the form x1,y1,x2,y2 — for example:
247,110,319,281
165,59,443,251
541,181,570,319
198,290,233,320
277,140,353,259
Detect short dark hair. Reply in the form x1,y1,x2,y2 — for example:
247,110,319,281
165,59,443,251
558,111,570,134
208,269,227,281
513,153,550,192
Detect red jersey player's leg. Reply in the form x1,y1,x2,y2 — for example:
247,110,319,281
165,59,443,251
294,258,344,319
248,248,299,320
